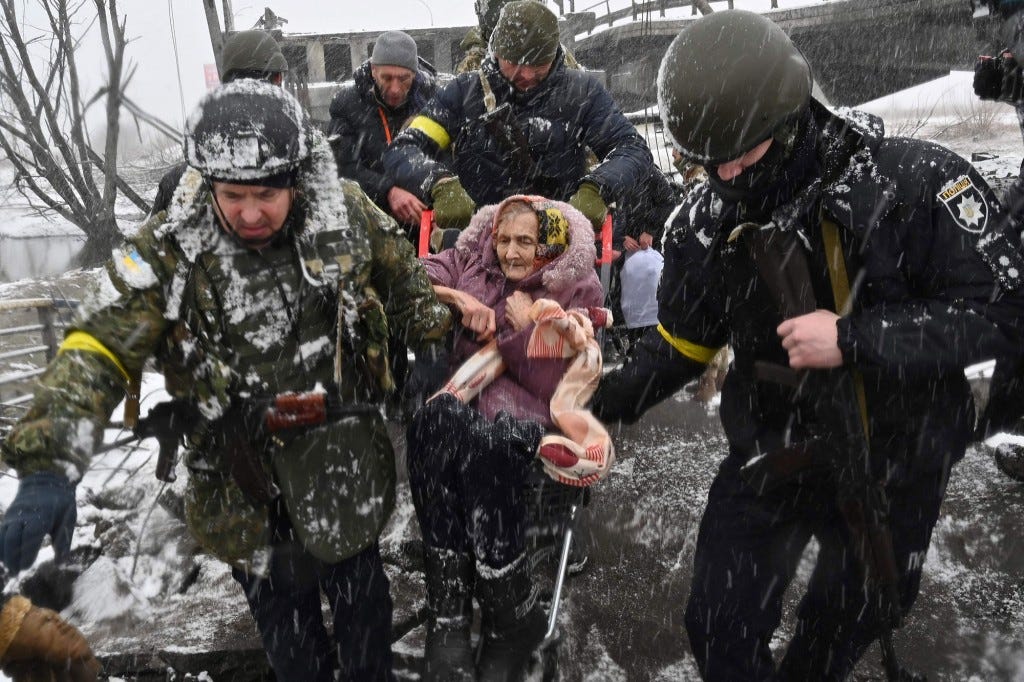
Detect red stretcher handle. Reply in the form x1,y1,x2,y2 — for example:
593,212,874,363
418,209,434,258
595,214,613,266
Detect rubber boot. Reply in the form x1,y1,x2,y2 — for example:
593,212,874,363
423,547,475,682
475,554,548,682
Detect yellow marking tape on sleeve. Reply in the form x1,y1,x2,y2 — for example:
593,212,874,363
408,116,451,151
657,324,718,365
59,331,132,385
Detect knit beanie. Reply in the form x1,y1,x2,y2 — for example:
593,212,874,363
489,1,560,65
370,31,418,72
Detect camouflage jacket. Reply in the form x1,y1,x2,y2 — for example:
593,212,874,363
2,131,451,565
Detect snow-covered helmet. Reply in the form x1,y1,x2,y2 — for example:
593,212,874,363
184,79,309,184
657,10,812,166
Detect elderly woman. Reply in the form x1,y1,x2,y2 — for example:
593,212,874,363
408,196,604,681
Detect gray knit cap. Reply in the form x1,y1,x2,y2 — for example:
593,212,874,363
370,31,418,72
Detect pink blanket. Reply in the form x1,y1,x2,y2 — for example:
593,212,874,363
431,299,615,487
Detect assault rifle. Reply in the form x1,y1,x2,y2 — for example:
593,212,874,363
117,390,379,500
735,223,924,682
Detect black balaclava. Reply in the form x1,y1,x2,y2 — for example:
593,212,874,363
707,106,820,223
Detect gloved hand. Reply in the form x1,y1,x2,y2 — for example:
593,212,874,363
569,182,608,231
403,344,451,417
0,472,76,576
430,178,476,230
0,595,102,682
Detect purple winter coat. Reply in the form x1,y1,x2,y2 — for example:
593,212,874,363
423,198,604,428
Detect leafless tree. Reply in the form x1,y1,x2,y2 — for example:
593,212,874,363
0,0,152,266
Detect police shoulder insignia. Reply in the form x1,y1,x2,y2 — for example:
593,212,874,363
937,174,988,234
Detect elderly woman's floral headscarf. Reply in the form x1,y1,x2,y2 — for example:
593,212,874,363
492,195,571,269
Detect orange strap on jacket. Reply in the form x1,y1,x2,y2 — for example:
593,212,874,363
377,107,393,145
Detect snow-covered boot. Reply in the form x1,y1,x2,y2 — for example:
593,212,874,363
474,554,548,682
423,547,475,682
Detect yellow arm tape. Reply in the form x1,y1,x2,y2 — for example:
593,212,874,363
59,331,132,385
657,324,719,365
408,116,452,151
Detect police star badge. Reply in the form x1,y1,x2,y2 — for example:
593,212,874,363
937,174,988,234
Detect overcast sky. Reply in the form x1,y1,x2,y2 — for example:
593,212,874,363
50,0,491,138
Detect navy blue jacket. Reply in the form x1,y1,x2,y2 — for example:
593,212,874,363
595,102,1024,475
382,50,651,205
328,61,437,211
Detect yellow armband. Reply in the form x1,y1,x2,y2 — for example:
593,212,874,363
657,324,718,365
58,331,132,385
408,116,451,151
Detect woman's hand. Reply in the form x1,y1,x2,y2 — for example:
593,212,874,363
433,286,496,340
505,291,534,331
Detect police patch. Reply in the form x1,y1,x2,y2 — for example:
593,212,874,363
936,174,988,234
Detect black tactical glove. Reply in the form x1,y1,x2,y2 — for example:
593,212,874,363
403,345,451,418
974,53,1024,104
0,472,76,576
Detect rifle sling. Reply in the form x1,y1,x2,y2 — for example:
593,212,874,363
820,216,871,445
477,71,540,182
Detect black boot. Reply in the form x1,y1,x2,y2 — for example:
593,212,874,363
475,554,548,682
423,547,475,682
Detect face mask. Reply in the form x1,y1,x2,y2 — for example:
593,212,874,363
707,112,818,218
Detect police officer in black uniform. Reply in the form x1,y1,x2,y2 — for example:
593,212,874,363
595,11,1024,680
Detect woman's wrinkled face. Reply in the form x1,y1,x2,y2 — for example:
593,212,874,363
495,211,540,282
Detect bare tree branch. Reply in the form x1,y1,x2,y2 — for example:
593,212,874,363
0,0,159,265
0,0,92,198
93,0,125,224
86,147,150,214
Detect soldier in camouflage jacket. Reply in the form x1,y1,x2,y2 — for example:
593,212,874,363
0,81,450,681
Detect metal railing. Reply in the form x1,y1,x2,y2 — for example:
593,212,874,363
0,298,77,436
560,0,791,28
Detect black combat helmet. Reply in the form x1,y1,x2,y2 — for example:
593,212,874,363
184,80,310,184
220,30,288,82
657,10,812,166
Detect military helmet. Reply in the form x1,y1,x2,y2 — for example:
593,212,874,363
184,80,309,183
221,30,288,82
657,10,812,166
475,0,514,42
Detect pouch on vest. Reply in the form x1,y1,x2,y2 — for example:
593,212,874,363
184,468,270,566
271,411,396,563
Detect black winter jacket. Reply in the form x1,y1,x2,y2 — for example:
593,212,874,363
328,61,437,210
382,50,651,205
612,164,678,248
596,102,1024,476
